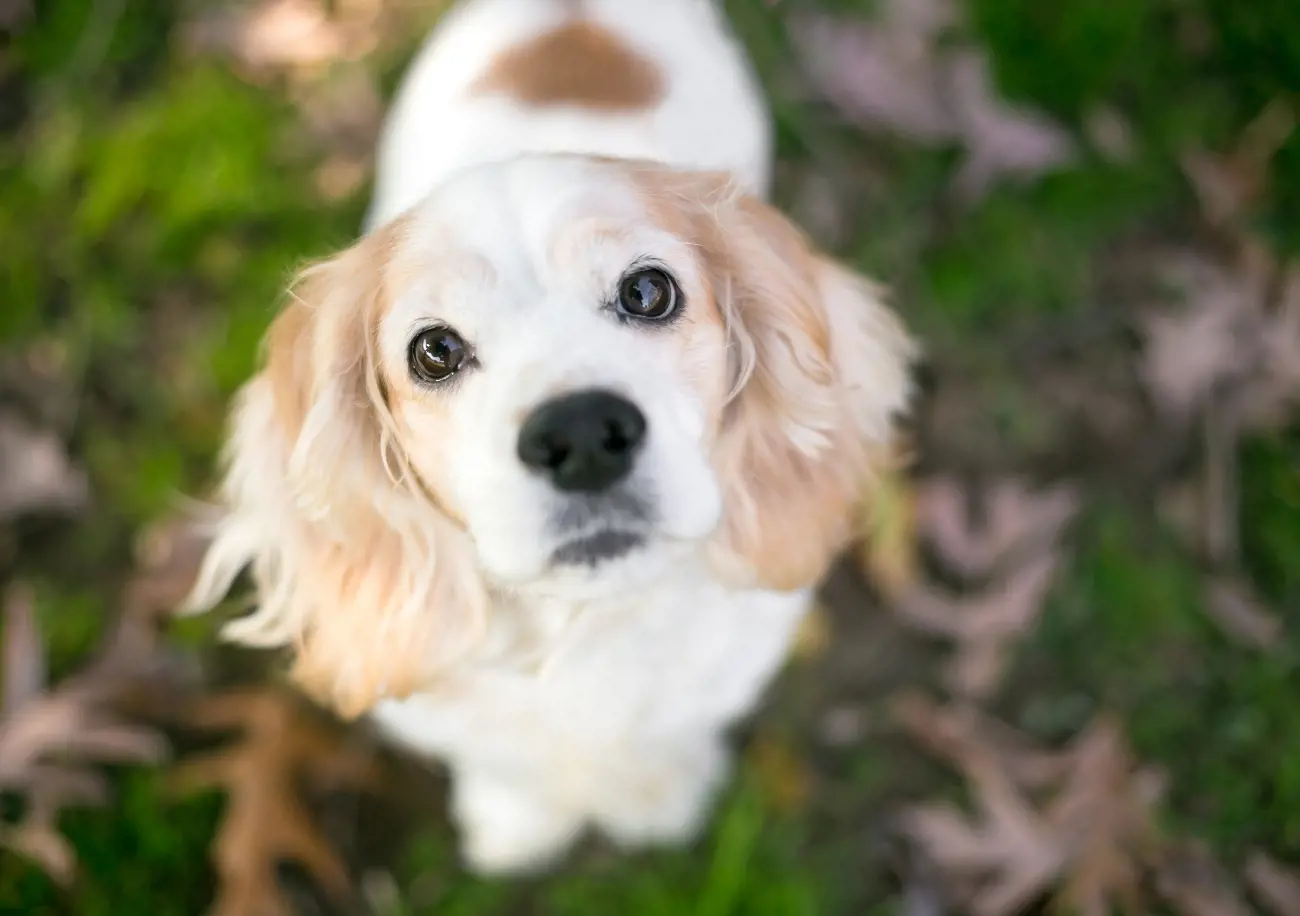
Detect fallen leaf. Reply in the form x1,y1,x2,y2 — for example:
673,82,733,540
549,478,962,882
1182,99,1294,231
915,476,1078,580
945,50,1077,202
1154,840,1254,916
791,9,956,143
0,409,89,521
171,688,382,916
1139,265,1260,420
1140,230,1300,434
899,695,1161,916
896,549,1063,698
1244,851,1300,916
0,583,169,881
1203,575,1283,650
792,2,1077,201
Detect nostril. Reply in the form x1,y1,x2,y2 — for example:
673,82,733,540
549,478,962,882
543,438,571,470
601,419,631,455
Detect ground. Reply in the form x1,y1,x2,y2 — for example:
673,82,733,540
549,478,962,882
1,0,1298,914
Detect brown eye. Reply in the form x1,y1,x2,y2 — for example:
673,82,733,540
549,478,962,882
617,267,679,320
409,327,468,383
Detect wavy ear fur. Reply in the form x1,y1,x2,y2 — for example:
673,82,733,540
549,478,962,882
688,181,916,591
186,220,486,718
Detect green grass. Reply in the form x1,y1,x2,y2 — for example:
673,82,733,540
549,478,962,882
3,0,1300,912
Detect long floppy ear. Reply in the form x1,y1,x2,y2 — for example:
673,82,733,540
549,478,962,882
699,188,917,591
186,220,486,718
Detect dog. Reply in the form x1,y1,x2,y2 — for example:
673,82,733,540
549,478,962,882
186,0,915,875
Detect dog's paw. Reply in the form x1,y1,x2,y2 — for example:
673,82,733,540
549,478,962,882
595,740,729,849
452,773,584,876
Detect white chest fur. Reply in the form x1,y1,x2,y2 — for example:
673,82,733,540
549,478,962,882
371,569,810,873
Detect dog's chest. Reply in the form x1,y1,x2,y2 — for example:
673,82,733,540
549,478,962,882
372,578,812,759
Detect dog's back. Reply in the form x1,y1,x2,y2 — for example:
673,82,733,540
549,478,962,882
365,0,772,229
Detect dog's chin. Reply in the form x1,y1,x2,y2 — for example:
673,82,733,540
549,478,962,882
499,531,691,601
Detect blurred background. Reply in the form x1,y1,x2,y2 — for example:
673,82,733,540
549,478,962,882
1,0,1299,914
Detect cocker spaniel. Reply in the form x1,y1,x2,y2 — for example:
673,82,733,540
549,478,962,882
187,0,915,875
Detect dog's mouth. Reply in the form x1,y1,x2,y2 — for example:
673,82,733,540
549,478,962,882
550,529,645,567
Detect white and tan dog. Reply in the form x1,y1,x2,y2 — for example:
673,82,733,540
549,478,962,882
187,0,914,875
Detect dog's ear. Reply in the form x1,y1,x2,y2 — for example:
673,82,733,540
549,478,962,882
693,185,916,591
187,220,486,718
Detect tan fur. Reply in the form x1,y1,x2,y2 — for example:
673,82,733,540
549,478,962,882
637,166,915,591
191,218,488,719
470,21,664,112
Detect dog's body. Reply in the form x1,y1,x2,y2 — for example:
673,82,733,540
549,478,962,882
189,0,913,876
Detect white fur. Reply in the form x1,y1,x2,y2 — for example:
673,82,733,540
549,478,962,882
365,0,772,229
188,0,913,876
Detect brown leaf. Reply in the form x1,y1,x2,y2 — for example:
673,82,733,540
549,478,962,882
899,695,1161,916
1053,715,1165,916
1140,259,1262,419
944,50,1077,202
1139,235,1300,433
1244,851,1300,916
0,410,89,521
171,688,382,916
896,549,1063,698
916,476,1078,580
0,584,169,882
792,9,956,143
1203,575,1283,650
1182,100,1294,231
1154,840,1254,916
792,2,1077,201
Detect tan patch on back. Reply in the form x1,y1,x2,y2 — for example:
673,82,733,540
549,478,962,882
470,21,664,112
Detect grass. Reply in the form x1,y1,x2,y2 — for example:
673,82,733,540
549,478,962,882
2,0,1299,912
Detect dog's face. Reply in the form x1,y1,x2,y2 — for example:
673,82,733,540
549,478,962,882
377,157,731,593
193,155,913,715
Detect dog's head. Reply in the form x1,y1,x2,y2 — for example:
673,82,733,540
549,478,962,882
189,155,914,716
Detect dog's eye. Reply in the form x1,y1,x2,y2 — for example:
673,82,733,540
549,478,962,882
409,327,469,383
617,267,679,321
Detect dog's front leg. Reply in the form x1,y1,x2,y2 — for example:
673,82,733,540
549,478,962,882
450,766,586,875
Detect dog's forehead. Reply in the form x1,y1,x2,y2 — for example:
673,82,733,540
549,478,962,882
405,157,652,261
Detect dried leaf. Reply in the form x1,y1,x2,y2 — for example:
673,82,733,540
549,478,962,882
1139,254,1264,418
171,688,382,916
945,50,1077,202
1244,851,1300,916
792,10,955,143
792,2,1076,201
1182,100,1294,230
1155,840,1254,916
1141,242,1300,429
899,695,1160,916
1203,575,1283,650
0,584,169,881
0,410,88,521
916,477,1078,580
896,549,1063,698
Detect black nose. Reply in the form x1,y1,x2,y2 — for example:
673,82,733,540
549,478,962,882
517,390,647,493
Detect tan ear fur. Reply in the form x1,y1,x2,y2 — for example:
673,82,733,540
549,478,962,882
187,221,486,718
692,185,916,591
